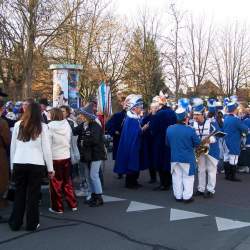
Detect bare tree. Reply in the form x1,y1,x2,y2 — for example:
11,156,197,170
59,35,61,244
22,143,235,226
0,0,83,99
162,2,186,99
91,18,130,93
209,22,250,96
184,15,213,94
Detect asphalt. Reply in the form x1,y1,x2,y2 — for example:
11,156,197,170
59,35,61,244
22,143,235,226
1,158,250,250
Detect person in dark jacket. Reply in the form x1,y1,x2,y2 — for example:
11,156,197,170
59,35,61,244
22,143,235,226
141,102,159,183
73,105,106,207
106,99,127,179
149,99,177,191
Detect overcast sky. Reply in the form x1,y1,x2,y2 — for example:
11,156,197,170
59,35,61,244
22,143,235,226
115,0,250,24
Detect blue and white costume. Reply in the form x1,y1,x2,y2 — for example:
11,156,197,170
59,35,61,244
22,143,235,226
166,108,201,200
223,101,249,181
223,112,249,165
192,99,219,194
113,95,145,188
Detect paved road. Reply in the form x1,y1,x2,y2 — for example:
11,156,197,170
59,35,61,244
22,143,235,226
1,159,250,250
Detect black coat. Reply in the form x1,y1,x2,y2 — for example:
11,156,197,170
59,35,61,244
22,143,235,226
73,121,106,162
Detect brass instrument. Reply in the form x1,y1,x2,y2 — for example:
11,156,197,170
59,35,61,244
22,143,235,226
195,128,217,159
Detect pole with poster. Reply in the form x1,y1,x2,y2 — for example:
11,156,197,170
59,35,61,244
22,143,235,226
49,64,83,108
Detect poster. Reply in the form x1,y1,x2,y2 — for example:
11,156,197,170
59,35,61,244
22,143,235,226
53,69,68,107
68,70,80,109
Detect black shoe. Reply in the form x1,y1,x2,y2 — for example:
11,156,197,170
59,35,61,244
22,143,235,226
153,185,170,191
175,198,183,202
26,224,40,231
204,191,214,198
8,223,21,231
89,194,104,207
125,184,139,189
160,186,171,191
183,197,194,203
84,193,95,204
117,174,123,179
229,165,242,182
230,177,242,182
194,191,204,196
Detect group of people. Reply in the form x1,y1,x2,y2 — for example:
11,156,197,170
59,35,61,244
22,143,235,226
0,89,106,231
107,94,250,203
0,87,250,232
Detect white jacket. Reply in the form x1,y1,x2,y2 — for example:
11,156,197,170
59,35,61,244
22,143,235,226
48,120,71,160
11,121,53,172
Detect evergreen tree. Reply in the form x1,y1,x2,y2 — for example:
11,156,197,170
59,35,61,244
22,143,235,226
123,28,165,105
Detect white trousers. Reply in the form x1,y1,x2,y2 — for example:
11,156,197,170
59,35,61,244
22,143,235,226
171,163,194,200
224,153,239,165
222,141,239,165
197,155,218,193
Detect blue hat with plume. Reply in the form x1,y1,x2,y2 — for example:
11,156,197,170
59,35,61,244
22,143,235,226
207,98,216,113
175,107,187,121
127,95,143,110
227,101,238,113
192,98,205,114
178,98,190,111
215,101,223,111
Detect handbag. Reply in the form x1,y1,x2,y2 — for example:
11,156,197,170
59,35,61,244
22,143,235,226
70,133,80,165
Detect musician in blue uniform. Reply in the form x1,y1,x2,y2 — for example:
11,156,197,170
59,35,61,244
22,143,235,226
114,95,148,189
166,107,201,203
149,98,177,190
192,99,219,198
223,102,249,181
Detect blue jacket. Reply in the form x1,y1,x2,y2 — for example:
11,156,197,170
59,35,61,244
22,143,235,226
243,118,250,145
208,119,221,160
149,107,177,171
223,114,249,155
114,114,143,174
106,110,126,160
166,124,201,176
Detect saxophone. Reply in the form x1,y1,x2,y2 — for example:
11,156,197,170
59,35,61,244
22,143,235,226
195,125,216,159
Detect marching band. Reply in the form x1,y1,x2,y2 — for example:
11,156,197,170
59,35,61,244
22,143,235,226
110,94,250,202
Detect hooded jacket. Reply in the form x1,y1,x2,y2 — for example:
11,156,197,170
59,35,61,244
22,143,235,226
73,121,106,162
48,120,71,160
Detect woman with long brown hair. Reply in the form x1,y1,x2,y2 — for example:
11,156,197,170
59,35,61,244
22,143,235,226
9,103,54,231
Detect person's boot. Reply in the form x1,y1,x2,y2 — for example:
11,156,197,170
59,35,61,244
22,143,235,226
224,162,230,180
89,194,104,207
230,165,241,182
84,193,95,204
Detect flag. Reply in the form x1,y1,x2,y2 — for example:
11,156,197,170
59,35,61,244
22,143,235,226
97,81,112,116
